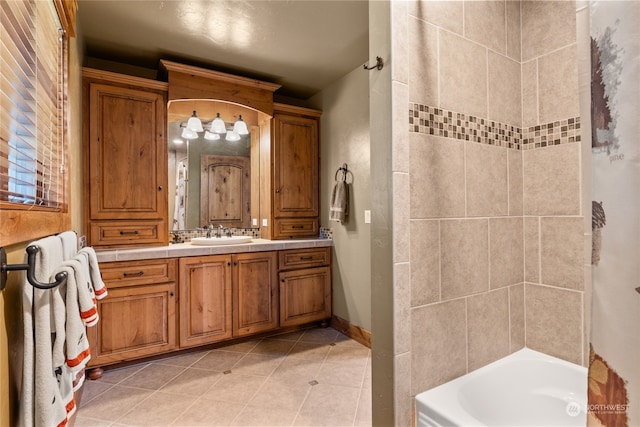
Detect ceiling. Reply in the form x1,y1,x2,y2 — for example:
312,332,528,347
76,0,370,99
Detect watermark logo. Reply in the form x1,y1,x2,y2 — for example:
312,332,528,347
566,401,582,417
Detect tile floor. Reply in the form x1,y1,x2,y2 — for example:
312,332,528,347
75,327,371,426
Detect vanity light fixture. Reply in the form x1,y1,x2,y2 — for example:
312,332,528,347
186,110,204,132
210,113,227,134
204,131,221,141
181,128,198,140
232,115,249,135
225,130,241,142
182,111,249,141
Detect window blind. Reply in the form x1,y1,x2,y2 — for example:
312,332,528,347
0,0,66,210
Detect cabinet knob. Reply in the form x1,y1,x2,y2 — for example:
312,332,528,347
170,292,174,297
158,186,163,191
275,189,280,193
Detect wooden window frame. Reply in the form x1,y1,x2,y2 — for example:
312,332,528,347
0,0,76,246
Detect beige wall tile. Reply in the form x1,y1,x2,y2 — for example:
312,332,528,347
464,0,506,54
509,284,525,352
410,134,465,218
439,30,488,118
509,149,523,216
490,217,524,289
524,216,540,283
538,45,580,123
525,284,583,364
467,288,510,371
409,16,439,106
441,219,489,299
410,299,467,394
488,51,522,126
466,143,508,217
393,82,409,173
394,352,412,427
521,0,577,61
394,172,410,263
394,262,411,354
523,143,581,216
392,0,409,85
408,0,463,35
410,219,440,306
506,0,521,61
541,216,584,290
521,60,538,128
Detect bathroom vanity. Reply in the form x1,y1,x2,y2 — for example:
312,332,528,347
88,240,332,369
81,61,331,373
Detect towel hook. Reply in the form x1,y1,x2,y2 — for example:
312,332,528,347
335,163,351,182
363,56,384,71
0,246,68,291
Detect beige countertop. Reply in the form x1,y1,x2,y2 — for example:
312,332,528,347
95,238,333,263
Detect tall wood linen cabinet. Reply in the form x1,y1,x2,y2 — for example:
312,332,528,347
269,103,321,239
83,68,169,247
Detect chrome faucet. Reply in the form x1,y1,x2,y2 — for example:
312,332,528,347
205,224,214,238
215,224,224,238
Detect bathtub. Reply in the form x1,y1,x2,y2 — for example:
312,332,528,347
415,348,587,426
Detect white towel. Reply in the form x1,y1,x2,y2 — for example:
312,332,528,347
78,246,108,300
73,253,99,327
329,180,349,223
51,261,92,378
21,236,70,427
58,231,78,261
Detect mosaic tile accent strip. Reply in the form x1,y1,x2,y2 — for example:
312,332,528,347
521,117,581,150
409,103,581,151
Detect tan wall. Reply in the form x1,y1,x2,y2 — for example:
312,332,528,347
309,67,372,331
385,0,586,424
0,34,84,426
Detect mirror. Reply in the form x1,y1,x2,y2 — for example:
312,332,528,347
168,100,261,231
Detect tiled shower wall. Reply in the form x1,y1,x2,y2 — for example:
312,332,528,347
404,0,585,411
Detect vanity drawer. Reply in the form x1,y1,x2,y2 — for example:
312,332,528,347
90,220,166,247
279,247,330,271
272,218,319,239
99,259,177,288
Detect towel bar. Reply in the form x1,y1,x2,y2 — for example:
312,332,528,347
0,246,68,291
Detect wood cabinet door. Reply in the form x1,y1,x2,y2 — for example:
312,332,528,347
233,251,278,336
88,83,166,220
88,283,176,366
200,155,251,229
179,255,232,347
273,114,319,218
279,266,331,327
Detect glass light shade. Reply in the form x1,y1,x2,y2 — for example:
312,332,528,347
225,130,241,141
204,131,220,141
210,113,227,134
181,128,198,140
232,115,249,135
186,110,203,132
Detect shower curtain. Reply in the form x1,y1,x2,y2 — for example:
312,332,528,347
589,2,639,426
173,160,186,231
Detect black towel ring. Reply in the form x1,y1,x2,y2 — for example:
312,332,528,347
334,163,351,183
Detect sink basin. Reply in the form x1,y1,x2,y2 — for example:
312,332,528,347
190,236,252,246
